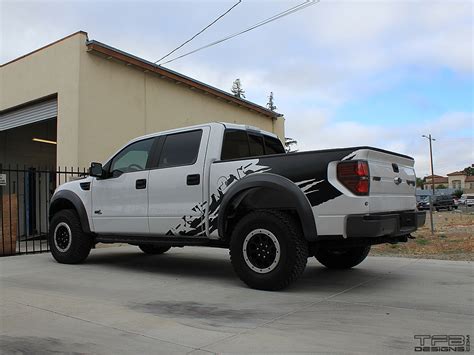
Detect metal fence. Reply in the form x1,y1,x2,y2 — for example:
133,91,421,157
0,166,88,256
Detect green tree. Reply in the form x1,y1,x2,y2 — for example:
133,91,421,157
266,92,277,112
416,177,424,189
453,189,464,198
231,79,245,98
436,184,446,189
284,137,298,153
463,166,474,176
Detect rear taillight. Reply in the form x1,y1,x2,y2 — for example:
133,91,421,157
337,160,370,195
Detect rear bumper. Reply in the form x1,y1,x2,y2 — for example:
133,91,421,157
346,210,426,238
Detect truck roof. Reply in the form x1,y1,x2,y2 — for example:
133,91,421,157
127,122,278,144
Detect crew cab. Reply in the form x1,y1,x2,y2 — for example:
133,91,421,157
49,123,425,290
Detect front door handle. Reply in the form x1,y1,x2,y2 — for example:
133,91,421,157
187,174,200,186
136,179,147,189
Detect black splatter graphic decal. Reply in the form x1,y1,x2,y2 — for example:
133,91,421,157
166,148,362,237
166,161,271,236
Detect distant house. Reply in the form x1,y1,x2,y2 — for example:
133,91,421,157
447,170,474,192
423,174,448,189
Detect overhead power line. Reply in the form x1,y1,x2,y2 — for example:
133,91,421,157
159,0,319,65
155,0,242,64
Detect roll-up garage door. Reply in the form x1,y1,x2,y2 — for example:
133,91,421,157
0,98,57,131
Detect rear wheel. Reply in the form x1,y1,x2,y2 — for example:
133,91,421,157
315,246,370,269
138,245,171,255
230,210,308,291
49,209,92,264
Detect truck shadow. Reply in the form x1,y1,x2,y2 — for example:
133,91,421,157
84,247,399,292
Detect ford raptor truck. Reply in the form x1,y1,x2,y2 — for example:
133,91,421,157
48,122,425,290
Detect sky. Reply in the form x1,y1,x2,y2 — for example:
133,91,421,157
1,0,473,177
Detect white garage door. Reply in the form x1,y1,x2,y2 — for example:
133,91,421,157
0,98,57,131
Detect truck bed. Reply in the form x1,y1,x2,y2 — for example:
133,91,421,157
210,146,417,238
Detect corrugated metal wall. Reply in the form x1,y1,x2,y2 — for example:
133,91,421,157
0,99,57,131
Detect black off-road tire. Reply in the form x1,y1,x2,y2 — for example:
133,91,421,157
49,209,92,264
229,210,308,291
315,246,371,269
138,245,171,255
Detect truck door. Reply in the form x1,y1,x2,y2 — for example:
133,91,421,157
148,127,210,236
91,137,156,234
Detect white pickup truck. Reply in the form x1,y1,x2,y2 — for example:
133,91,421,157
49,122,425,290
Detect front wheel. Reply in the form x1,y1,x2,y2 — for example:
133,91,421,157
315,246,370,269
49,209,92,264
230,210,308,291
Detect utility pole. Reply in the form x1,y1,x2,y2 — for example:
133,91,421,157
422,134,436,235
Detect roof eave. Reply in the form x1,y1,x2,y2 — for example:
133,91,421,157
85,40,282,119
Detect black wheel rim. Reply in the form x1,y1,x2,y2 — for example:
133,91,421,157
54,222,72,252
243,229,280,273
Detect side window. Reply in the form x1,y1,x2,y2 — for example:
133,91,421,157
110,138,154,174
249,134,265,156
264,136,285,154
221,130,250,160
159,130,202,168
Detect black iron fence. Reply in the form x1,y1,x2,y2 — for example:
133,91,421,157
0,166,87,256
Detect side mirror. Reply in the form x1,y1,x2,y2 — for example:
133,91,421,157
89,162,104,178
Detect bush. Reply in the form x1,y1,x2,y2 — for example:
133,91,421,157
453,189,464,198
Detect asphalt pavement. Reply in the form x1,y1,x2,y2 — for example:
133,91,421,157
1,245,472,354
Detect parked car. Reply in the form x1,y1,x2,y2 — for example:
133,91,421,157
460,195,474,207
432,195,455,211
418,195,456,211
48,122,425,290
417,196,430,211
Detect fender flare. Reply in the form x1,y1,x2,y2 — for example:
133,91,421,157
49,190,91,233
217,173,317,241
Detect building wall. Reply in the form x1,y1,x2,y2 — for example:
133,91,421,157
423,177,448,189
1,33,84,168
2,32,285,170
77,43,284,167
448,175,466,190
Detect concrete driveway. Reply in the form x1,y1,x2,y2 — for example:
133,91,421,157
1,246,472,354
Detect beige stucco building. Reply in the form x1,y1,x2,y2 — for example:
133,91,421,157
0,31,284,170
447,170,474,193
423,174,449,189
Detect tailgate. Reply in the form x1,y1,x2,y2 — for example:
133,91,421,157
367,149,417,213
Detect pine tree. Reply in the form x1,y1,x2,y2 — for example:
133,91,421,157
266,92,277,112
231,79,245,98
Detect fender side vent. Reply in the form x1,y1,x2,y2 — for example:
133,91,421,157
80,182,91,191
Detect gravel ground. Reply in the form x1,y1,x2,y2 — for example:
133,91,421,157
372,210,473,261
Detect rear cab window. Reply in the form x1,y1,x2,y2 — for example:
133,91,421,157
249,134,265,156
264,136,285,155
221,130,250,160
158,130,203,168
221,129,285,160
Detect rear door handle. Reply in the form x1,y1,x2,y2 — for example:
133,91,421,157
136,179,147,189
187,174,200,186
